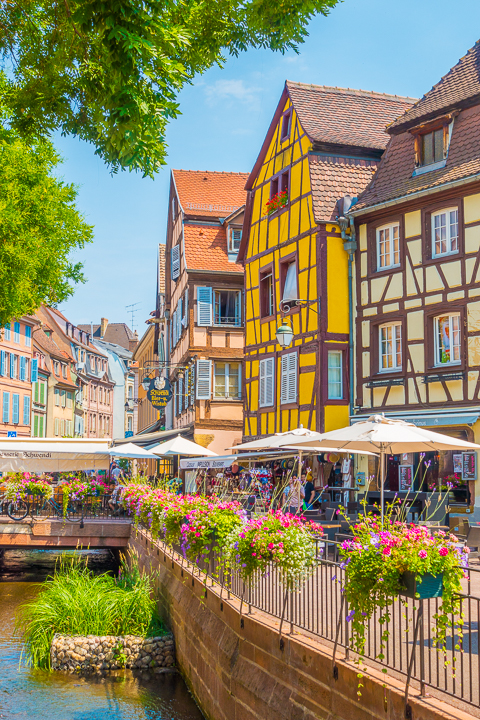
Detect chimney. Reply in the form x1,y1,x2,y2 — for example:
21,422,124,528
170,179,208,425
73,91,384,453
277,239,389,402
100,318,108,338
129,331,139,353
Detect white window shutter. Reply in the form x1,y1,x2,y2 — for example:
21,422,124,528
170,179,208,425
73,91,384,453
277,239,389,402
171,245,180,281
197,287,213,326
259,359,266,407
265,357,274,405
281,352,297,404
196,360,212,399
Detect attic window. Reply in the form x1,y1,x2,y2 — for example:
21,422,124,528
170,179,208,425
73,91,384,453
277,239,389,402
229,227,242,253
281,112,291,140
412,119,452,175
421,129,444,166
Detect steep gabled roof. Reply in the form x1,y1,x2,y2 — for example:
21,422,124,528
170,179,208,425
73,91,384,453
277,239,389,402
309,155,379,222
78,322,137,350
183,224,243,273
172,170,248,219
287,82,416,150
389,40,480,133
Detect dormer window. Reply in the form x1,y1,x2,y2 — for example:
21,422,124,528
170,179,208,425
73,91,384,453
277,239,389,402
229,227,242,253
421,129,444,167
412,119,452,176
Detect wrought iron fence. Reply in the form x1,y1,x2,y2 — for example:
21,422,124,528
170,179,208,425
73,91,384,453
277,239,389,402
0,492,123,522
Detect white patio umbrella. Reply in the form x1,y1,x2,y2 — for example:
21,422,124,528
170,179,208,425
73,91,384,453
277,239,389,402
228,426,324,451
292,414,480,520
109,443,160,460
150,435,218,457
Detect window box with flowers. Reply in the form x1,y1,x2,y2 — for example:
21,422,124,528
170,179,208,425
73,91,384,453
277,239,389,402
264,189,288,216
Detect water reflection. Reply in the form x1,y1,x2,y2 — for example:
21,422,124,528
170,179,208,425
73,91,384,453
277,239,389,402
0,550,204,720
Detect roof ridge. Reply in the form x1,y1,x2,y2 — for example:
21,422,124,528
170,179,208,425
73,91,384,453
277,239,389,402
173,169,249,176
286,80,418,103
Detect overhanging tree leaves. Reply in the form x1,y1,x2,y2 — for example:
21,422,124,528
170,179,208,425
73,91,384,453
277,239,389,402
0,0,338,176
0,130,92,324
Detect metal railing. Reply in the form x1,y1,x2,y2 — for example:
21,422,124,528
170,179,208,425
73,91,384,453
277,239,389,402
145,530,480,713
0,493,126,523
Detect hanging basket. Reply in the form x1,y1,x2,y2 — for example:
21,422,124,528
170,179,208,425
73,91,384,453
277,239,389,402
401,571,444,599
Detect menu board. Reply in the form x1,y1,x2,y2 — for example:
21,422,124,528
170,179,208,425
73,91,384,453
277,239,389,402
453,454,463,474
399,465,413,491
462,452,477,480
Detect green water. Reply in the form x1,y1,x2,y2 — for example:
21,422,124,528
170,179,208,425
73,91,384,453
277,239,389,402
0,549,204,720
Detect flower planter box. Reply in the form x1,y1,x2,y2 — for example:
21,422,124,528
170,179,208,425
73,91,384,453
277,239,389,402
401,571,443,599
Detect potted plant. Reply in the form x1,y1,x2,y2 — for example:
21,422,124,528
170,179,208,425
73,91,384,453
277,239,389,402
264,190,288,216
339,515,468,692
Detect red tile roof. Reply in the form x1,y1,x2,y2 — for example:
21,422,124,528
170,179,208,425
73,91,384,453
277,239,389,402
355,104,480,211
183,224,243,273
309,155,379,222
389,40,480,133
173,170,248,219
287,82,416,151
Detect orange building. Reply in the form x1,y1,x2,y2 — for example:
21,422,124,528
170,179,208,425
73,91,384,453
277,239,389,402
0,316,38,437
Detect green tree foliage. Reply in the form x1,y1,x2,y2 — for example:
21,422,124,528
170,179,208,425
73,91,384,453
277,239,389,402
0,0,338,176
0,129,92,324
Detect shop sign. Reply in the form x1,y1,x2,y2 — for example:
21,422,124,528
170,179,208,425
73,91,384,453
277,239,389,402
147,377,172,408
399,465,413,491
462,452,477,480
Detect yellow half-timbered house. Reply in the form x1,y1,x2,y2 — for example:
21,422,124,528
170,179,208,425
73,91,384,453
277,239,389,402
238,82,414,439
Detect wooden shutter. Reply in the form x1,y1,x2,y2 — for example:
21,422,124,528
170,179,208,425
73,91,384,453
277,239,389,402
235,291,242,326
23,395,30,425
2,392,9,423
12,393,19,424
40,381,45,405
10,354,14,378
19,356,25,381
197,287,213,326
171,244,180,280
196,360,212,399
0,350,5,376
31,358,38,383
281,352,297,404
33,414,39,437
39,415,44,437
260,358,274,406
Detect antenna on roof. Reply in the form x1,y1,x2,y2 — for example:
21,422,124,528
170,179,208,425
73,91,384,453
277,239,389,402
125,302,141,330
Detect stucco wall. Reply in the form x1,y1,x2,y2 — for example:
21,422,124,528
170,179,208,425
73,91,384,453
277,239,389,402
129,528,468,720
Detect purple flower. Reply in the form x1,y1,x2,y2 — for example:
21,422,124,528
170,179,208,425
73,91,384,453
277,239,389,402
346,609,355,622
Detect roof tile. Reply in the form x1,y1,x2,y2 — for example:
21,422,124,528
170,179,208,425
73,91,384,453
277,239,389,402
183,224,243,273
173,170,248,218
309,155,379,222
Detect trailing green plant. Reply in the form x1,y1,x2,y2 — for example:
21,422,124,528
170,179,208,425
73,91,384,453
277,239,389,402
16,551,165,669
339,513,467,694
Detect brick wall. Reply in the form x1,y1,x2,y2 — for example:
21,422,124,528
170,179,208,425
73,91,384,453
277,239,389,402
129,529,472,720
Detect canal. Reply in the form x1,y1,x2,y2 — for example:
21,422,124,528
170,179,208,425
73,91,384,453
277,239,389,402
0,548,204,720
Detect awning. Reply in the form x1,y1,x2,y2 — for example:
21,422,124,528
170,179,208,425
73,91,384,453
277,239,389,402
112,426,193,447
351,410,480,428
0,438,110,472
180,450,300,470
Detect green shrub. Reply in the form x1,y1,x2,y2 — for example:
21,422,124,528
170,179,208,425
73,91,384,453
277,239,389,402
17,552,164,669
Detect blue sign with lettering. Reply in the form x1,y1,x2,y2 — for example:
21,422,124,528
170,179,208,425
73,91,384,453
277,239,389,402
7,431,17,438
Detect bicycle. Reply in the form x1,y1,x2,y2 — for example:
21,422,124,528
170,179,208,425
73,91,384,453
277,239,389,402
7,494,78,522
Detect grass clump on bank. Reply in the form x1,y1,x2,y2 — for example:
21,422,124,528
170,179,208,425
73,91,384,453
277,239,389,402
17,552,165,669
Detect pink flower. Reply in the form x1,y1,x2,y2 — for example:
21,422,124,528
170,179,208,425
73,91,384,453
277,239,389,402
418,549,428,559
438,547,448,557
252,552,256,556
382,547,391,556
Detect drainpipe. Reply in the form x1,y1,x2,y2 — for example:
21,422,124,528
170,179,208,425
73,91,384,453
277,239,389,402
337,198,357,416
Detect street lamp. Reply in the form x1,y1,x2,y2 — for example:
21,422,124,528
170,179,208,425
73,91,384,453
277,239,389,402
275,321,294,349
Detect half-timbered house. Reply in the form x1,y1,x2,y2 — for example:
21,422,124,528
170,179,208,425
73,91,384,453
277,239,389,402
238,82,414,440
350,41,480,515
164,170,247,455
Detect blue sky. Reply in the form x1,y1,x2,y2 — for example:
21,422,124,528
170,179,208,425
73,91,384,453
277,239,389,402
58,0,480,333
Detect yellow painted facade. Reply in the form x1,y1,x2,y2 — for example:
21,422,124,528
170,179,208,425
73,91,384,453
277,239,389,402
241,98,350,438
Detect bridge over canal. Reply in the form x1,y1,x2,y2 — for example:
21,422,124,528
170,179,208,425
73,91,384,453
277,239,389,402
0,518,132,549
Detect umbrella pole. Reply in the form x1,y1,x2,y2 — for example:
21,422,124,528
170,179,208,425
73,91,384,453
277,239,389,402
380,444,385,525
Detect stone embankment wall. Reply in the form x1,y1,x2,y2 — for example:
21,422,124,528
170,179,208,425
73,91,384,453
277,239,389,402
51,633,175,673
129,528,475,720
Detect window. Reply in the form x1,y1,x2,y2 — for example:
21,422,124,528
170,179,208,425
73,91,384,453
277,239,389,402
259,357,274,407
25,326,31,347
197,286,213,326
66,392,73,409
54,361,60,375
260,270,275,317
13,322,20,343
4,323,10,341
379,323,402,372
327,351,343,399
2,392,9,423
432,208,459,257
0,351,6,377
281,111,291,140
62,364,67,378
33,414,39,437
281,170,289,195
54,387,60,406
214,362,241,399
214,290,241,326
376,223,400,270
61,390,66,408
421,129,444,167
434,314,461,366
10,354,17,379
229,227,242,253
127,416,133,432
270,176,279,199
54,418,60,436
171,244,180,281
19,356,26,381
40,381,46,406
280,352,297,404
12,394,19,424
31,358,38,382
281,261,298,306
128,385,133,399
23,396,30,425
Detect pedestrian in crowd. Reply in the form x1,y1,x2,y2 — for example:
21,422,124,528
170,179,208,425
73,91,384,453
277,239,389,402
285,475,304,515
108,483,125,516
303,471,315,510
111,463,123,484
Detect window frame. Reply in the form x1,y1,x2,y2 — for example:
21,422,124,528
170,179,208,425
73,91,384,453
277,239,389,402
422,198,463,263
279,254,299,312
378,322,403,373
281,110,292,141
433,313,461,368
376,222,401,271
213,289,242,327
367,215,404,277
327,350,344,400
260,264,275,319
229,226,242,253
431,207,459,258
213,361,241,400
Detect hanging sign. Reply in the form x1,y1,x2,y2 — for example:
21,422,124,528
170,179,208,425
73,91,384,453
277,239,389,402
147,377,172,408
462,452,477,481
399,465,413,491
